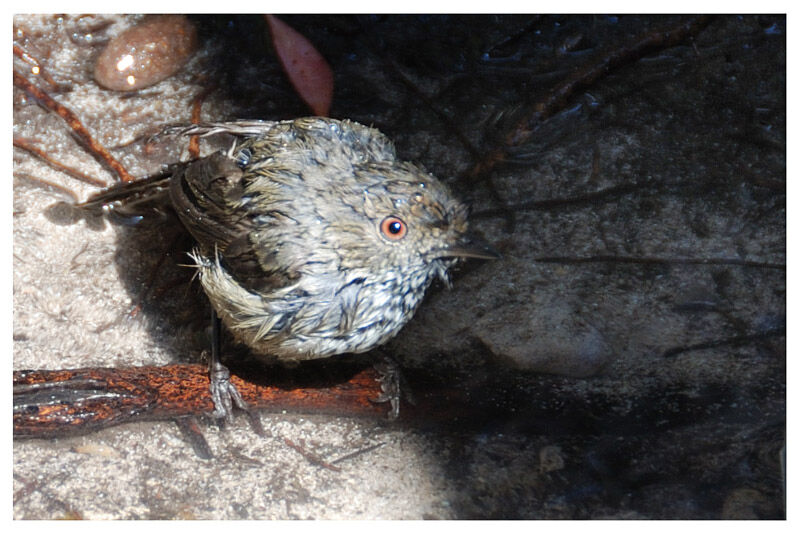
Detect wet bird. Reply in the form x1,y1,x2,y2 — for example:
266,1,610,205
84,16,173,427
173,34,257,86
81,117,497,418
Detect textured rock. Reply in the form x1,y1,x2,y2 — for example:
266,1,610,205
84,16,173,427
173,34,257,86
474,301,613,377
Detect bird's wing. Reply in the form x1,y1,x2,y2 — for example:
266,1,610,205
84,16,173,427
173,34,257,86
170,150,298,293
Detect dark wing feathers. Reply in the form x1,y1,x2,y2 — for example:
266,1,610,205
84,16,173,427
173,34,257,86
169,151,294,292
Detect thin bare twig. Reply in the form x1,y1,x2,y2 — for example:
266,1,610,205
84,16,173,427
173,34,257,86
13,44,62,90
14,137,108,187
13,69,136,183
283,438,342,472
188,84,216,159
662,326,785,358
461,15,714,185
13,172,80,203
330,442,385,465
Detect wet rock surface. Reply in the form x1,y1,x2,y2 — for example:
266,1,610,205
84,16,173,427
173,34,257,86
94,15,197,92
13,15,784,519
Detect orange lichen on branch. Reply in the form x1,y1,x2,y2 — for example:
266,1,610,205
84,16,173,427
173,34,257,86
13,364,387,439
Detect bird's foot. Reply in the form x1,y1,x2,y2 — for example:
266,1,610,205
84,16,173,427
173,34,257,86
371,356,415,420
208,360,249,422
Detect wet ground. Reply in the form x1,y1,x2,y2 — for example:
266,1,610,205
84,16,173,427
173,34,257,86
13,15,785,519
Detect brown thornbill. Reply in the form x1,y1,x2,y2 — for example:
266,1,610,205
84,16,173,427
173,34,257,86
80,117,498,419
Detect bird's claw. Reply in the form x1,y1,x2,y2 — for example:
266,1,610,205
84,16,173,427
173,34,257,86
208,361,248,422
371,357,414,420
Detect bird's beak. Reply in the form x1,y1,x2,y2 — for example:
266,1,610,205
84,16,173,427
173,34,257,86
431,234,501,260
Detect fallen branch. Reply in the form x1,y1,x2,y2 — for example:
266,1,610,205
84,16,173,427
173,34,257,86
13,364,387,439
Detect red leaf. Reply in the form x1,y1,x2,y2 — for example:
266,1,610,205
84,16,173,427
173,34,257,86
265,15,334,116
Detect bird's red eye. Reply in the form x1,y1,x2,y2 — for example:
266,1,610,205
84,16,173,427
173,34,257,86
380,216,407,240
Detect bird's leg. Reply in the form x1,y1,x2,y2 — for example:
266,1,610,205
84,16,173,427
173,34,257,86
371,354,415,420
208,308,248,421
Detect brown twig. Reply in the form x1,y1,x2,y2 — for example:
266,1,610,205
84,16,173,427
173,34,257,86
283,437,342,472
13,364,388,439
15,354,771,443
188,84,216,159
330,442,385,465
13,44,61,90
13,172,80,203
13,137,108,187
13,69,136,183
13,360,540,440
461,15,714,185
